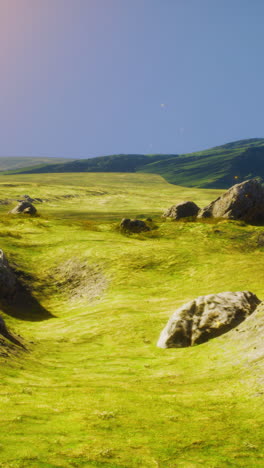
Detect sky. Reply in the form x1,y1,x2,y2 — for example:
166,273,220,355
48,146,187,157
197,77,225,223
0,0,264,158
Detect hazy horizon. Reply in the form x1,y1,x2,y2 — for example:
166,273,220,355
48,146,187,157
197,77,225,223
0,0,263,158
1,135,264,161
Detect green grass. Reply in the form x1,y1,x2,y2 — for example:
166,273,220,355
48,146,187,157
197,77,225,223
0,172,264,467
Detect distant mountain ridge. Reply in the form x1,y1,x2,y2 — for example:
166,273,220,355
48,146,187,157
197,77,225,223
6,153,179,176
0,156,72,172
5,138,264,189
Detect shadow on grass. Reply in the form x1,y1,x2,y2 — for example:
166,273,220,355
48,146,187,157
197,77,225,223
46,210,161,222
0,280,54,322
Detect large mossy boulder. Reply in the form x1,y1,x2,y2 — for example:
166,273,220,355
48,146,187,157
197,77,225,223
9,201,37,215
157,291,261,348
198,179,264,224
163,201,200,220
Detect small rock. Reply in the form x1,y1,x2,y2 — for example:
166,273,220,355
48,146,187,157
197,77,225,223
163,201,200,220
9,201,37,215
120,218,150,233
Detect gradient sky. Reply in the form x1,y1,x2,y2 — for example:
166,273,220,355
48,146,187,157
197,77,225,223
0,0,264,158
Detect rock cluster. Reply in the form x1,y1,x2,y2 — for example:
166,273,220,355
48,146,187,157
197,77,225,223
163,179,264,224
120,218,150,233
157,291,260,348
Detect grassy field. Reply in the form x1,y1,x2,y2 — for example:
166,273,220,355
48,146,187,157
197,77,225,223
0,172,264,468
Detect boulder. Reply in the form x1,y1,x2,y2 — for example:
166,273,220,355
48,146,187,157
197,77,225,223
0,249,17,298
157,291,261,348
120,218,150,233
163,201,200,220
9,201,37,215
198,179,264,224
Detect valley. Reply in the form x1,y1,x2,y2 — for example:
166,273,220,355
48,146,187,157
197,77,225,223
0,172,264,467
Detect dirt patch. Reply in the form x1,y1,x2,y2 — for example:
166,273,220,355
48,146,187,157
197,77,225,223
52,258,107,302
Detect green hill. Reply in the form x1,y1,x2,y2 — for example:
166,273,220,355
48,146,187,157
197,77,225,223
141,138,264,188
10,153,178,175
6,138,264,188
0,156,72,172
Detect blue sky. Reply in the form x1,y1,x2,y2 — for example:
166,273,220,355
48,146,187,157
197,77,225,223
0,0,263,158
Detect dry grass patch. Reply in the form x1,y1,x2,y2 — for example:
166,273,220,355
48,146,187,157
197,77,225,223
52,258,108,303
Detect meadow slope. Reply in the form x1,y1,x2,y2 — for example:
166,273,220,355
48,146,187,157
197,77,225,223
0,173,264,468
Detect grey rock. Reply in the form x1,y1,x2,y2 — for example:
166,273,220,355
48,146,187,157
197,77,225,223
0,249,17,298
120,218,150,233
198,179,264,224
163,201,200,220
157,291,261,348
10,201,37,215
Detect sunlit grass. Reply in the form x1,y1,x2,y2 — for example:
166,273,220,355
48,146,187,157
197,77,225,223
0,173,264,467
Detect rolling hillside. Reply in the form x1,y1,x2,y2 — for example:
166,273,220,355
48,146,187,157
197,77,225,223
0,156,72,172
9,138,264,188
141,138,264,188
8,153,178,176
